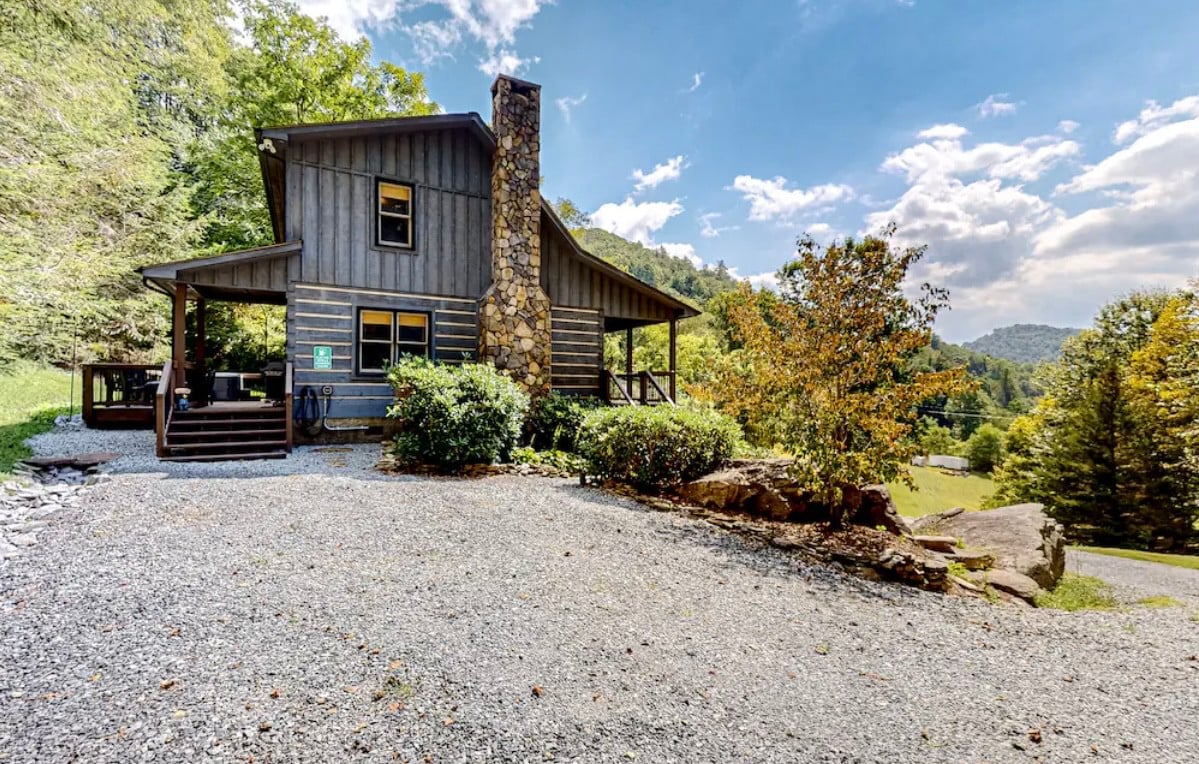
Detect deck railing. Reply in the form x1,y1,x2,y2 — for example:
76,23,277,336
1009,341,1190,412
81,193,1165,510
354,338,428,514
604,370,675,406
154,360,174,457
81,363,164,429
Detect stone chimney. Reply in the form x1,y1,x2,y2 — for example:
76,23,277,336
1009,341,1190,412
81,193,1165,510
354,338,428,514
479,75,552,394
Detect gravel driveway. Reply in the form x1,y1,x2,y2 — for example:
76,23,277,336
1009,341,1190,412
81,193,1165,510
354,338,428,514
2,430,1198,762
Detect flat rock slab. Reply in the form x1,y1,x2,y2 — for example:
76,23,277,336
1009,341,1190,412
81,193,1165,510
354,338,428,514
914,535,958,553
986,569,1041,602
21,452,120,470
923,503,1065,588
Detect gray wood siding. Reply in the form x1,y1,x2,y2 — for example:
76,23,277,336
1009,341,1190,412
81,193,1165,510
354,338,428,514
287,282,480,420
284,128,492,299
550,306,602,397
540,224,675,324
184,255,297,293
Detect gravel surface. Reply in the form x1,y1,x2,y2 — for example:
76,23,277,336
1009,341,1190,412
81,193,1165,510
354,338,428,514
1,426,1198,762
1069,549,1199,607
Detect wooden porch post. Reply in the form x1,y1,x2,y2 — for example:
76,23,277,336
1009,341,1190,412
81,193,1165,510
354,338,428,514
194,297,206,369
624,326,634,399
668,315,678,401
172,283,187,382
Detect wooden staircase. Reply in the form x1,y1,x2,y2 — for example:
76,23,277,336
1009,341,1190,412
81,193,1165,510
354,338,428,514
162,405,289,462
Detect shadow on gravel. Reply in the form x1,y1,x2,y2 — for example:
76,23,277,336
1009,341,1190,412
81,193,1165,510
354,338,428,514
550,482,931,607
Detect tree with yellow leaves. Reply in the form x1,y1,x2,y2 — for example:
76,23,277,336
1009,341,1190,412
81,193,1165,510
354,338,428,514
706,225,970,524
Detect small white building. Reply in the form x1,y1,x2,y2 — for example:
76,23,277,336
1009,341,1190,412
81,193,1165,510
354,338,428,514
928,454,970,471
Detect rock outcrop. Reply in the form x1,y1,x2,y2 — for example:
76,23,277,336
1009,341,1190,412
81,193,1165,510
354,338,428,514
677,459,909,535
922,503,1065,589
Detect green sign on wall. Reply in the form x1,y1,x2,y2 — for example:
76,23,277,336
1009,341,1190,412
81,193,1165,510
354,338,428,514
312,345,333,369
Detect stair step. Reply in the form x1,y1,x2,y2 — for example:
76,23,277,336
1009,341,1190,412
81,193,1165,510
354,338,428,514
168,428,286,440
170,417,284,428
160,450,287,463
167,439,288,452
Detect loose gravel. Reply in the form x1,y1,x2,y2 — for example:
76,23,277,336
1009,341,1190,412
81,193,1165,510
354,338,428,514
1068,549,1199,607
1,426,1197,762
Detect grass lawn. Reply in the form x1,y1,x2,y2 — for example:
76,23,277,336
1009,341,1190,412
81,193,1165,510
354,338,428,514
0,364,75,477
1075,546,1199,571
886,465,996,518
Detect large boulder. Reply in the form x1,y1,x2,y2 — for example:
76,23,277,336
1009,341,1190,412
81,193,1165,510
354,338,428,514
677,460,909,536
925,503,1065,588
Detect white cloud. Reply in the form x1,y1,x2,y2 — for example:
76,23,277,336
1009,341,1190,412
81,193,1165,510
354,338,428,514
860,95,1199,340
806,222,833,237
918,123,970,141
1057,119,1080,134
477,48,539,77
660,242,702,268
739,271,778,290
975,93,1018,118
1112,95,1199,144
632,155,686,192
730,175,854,222
591,197,684,245
685,72,703,93
297,0,551,76
699,212,738,238
555,94,587,123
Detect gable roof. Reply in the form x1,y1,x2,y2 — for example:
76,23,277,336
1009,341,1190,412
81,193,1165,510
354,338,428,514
255,113,698,320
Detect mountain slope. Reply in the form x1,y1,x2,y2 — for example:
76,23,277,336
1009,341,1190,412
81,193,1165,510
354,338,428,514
964,324,1081,364
572,228,739,306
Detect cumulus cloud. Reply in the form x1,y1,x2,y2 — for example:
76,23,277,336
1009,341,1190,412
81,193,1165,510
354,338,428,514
632,156,686,192
730,175,854,222
1058,119,1080,134
861,94,1199,339
297,0,550,75
1112,95,1199,144
477,48,539,77
975,93,1019,118
918,123,970,141
699,212,738,238
591,197,685,246
555,94,587,123
660,242,702,267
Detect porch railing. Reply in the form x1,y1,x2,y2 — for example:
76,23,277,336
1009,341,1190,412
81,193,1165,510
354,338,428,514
283,361,294,452
603,370,675,406
81,362,164,429
154,360,174,457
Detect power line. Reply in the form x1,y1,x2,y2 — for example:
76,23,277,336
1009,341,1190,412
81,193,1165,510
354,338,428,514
916,406,1018,420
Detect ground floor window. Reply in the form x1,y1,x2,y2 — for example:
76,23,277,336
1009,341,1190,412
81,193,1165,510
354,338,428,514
357,309,429,375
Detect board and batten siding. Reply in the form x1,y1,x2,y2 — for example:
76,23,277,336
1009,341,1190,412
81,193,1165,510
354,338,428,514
550,306,603,397
184,255,298,294
540,225,675,324
287,282,479,421
284,128,492,299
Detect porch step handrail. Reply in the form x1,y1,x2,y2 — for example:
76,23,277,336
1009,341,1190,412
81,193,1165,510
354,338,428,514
283,361,294,452
603,370,636,405
154,360,173,458
642,370,675,406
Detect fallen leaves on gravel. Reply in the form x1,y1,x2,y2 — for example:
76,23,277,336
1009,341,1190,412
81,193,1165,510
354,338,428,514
531,685,544,697
159,679,176,690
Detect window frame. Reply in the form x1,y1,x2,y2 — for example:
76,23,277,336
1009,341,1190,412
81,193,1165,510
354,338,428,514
355,307,430,376
375,177,416,251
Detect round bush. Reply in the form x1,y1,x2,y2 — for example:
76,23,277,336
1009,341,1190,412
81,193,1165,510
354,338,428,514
577,405,740,491
525,391,603,452
387,357,529,468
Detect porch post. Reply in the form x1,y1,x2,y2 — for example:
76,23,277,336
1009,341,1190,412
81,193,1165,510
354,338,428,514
194,297,206,370
668,315,677,401
624,326,634,398
172,283,187,382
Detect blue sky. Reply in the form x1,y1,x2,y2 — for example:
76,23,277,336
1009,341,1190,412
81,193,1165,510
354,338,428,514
299,0,1199,341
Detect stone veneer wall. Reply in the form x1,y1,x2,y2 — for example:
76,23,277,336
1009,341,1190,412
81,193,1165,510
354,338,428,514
479,75,553,394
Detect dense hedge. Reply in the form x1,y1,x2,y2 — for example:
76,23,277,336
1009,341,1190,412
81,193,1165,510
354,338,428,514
387,358,529,468
577,405,740,491
525,391,603,452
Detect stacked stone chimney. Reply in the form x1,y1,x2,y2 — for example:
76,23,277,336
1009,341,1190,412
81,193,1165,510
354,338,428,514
479,75,552,394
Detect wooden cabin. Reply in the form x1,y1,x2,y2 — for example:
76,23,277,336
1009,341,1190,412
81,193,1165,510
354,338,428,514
83,75,697,461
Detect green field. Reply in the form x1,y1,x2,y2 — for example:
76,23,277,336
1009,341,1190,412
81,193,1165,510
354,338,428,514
1076,546,1199,571
886,465,996,518
0,364,75,477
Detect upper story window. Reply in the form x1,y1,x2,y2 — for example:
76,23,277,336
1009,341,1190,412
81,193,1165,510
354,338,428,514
377,179,414,249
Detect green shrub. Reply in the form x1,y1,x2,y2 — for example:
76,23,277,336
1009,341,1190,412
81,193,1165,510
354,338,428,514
510,446,588,474
525,391,602,452
577,405,740,491
387,357,529,468
1033,574,1118,612
965,423,1006,472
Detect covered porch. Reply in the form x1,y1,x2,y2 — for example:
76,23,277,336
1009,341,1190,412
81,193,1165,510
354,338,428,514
602,314,680,406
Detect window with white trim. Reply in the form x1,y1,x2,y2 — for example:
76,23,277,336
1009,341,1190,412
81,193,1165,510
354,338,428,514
376,179,414,248
357,309,429,375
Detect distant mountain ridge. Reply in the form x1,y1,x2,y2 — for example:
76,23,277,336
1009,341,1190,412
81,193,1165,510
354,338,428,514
964,324,1082,364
